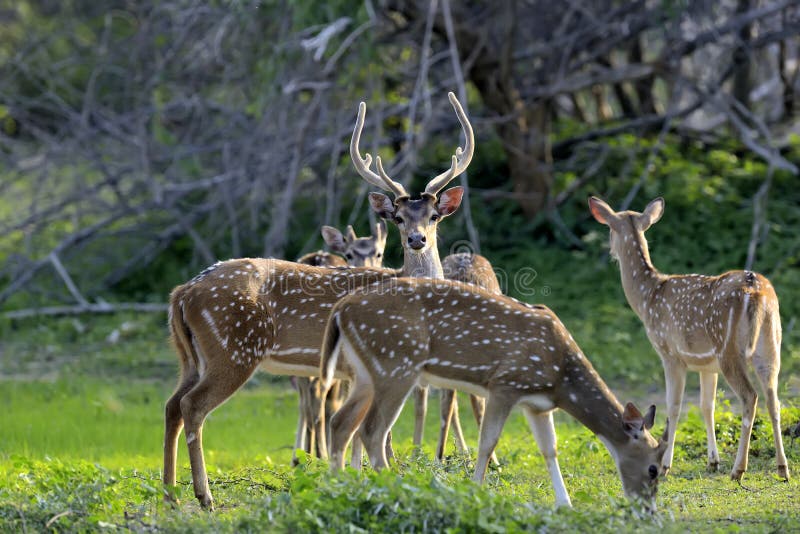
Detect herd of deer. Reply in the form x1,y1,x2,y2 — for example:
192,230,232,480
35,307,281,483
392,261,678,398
163,93,789,511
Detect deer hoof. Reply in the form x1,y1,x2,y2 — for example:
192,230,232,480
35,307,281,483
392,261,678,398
707,461,719,473
777,465,790,481
197,494,215,511
730,469,745,481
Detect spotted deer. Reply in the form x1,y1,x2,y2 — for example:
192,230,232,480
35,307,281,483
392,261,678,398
320,278,668,507
589,196,789,481
436,252,501,461
164,92,473,509
292,222,387,464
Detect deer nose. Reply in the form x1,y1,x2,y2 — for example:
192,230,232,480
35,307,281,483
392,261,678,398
407,233,426,250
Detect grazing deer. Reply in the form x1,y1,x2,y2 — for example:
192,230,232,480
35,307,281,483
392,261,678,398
588,196,789,481
164,92,473,509
292,222,387,464
321,278,668,507
437,252,501,461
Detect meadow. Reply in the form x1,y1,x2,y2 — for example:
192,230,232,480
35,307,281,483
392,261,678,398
1,306,798,533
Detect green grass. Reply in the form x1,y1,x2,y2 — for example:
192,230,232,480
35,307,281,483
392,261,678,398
1,315,799,532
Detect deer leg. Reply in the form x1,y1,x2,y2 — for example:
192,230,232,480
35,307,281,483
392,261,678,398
292,378,311,466
350,435,364,470
450,393,469,453
470,394,497,465
360,381,414,470
752,330,789,480
661,359,686,476
179,361,258,509
413,385,428,447
163,370,199,502
524,408,572,507
720,354,758,481
330,378,373,471
436,389,457,461
699,371,720,471
473,393,513,484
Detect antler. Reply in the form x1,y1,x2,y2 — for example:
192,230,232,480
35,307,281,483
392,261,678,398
424,92,474,196
350,101,409,199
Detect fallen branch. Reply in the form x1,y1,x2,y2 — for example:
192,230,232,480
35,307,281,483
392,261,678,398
4,302,168,320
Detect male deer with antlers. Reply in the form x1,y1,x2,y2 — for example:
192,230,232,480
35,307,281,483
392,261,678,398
292,222,387,464
321,278,668,508
164,92,473,508
589,196,788,481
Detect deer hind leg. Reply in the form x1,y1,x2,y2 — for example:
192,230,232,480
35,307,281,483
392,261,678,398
360,378,416,470
163,369,199,501
752,322,789,480
720,351,758,481
699,371,720,471
413,385,428,447
179,358,259,509
524,408,571,507
661,359,687,476
329,351,374,471
473,393,514,484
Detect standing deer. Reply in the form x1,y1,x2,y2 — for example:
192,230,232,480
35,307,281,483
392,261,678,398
321,278,668,508
588,196,789,481
164,92,473,509
293,222,387,465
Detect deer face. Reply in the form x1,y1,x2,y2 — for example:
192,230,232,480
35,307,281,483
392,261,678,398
589,196,664,260
321,222,387,268
369,187,464,255
613,403,668,508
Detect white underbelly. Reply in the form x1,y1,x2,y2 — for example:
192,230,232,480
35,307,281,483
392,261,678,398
419,371,489,398
259,358,322,378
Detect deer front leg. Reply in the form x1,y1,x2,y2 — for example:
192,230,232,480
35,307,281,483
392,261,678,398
473,393,513,483
413,385,428,447
524,408,571,507
661,359,686,476
449,393,469,453
437,389,456,461
699,371,720,471
721,355,758,481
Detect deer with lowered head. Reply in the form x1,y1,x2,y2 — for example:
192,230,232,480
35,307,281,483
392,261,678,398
320,277,668,508
589,196,788,481
164,92,473,509
292,222,387,464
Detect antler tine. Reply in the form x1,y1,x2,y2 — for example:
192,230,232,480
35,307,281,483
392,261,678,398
350,101,409,198
424,92,475,196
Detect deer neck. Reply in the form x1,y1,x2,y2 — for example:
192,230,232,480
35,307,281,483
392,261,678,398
616,224,662,320
558,353,629,450
401,244,443,279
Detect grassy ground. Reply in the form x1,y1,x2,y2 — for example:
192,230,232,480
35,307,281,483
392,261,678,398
1,313,799,533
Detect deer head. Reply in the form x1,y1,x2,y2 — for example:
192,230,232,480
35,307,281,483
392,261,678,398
612,403,668,505
588,196,664,261
321,221,387,268
351,92,473,261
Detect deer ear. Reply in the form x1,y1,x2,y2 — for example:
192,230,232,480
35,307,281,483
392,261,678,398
588,196,616,226
436,186,464,217
643,404,656,430
369,192,395,220
321,226,346,253
345,225,357,244
637,197,664,231
622,402,645,434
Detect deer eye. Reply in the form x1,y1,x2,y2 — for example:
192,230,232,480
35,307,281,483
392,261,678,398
430,214,440,222
345,253,353,260
648,465,658,480
376,253,382,258
394,216,404,225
